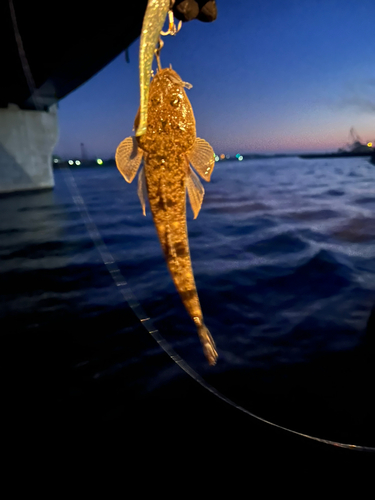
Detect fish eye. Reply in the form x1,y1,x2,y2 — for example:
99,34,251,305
151,95,161,106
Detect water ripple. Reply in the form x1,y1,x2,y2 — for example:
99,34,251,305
1,157,375,448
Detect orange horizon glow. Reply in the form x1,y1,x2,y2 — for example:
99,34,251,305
211,124,375,156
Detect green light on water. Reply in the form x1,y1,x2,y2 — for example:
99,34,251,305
68,160,74,165
97,158,103,165
238,156,243,161
214,155,220,162
75,160,81,165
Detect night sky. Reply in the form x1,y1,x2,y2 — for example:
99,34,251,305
54,0,375,159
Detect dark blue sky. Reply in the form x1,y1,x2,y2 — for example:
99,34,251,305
54,0,375,159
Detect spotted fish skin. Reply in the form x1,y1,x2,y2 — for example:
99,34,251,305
116,68,217,365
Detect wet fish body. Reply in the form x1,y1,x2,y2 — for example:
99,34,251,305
116,68,217,365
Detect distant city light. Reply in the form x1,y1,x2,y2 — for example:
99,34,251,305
68,160,74,165
235,153,240,158
214,155,220,162
238,155,243,161
75,160,81,165
367,142,373,147
226,155,230,159
97,158,103,165
220,153,225,160
53,158,59,163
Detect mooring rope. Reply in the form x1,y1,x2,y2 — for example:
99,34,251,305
8,0,42,111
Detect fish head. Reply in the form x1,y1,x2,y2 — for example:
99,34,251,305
135,68,196,155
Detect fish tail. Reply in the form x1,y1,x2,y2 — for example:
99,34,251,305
196,322,218,366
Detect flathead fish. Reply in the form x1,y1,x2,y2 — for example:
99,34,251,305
136,0,171,137
116,67,218,365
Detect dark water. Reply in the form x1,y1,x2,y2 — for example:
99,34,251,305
2,156,375,477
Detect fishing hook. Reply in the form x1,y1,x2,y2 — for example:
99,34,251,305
155,4,182,72
154,37,164,71
160,9,182,36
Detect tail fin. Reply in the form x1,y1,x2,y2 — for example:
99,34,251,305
197,324,218,366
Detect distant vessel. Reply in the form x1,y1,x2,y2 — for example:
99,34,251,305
300,128,374,159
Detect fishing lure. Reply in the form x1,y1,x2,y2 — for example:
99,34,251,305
137,0,179,137
116,67,217,365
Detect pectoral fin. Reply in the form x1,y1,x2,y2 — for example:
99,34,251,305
115,136,143,183
188,138,215,182
137,166,147,216
186,166,205,219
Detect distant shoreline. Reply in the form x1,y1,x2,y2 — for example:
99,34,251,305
299,151,373,159
52,155,296,168
53,159,117,168
52,150,374,167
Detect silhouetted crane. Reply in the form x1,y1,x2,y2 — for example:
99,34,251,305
349,127,363,148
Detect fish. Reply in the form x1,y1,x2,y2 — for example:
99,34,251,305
136,0,171,137
115,67,218,365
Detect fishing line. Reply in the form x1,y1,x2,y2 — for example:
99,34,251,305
10,0,374,454
62,166,375,454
